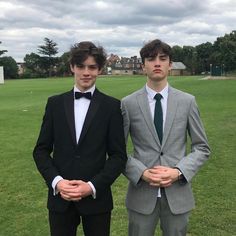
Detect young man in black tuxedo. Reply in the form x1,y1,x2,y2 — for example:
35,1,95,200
33,41,127,236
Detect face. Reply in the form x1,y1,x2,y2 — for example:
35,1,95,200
70,56,102,92
142,53,172,83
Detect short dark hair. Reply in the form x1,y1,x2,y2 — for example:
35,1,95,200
69,41,107,70
140,39,172,64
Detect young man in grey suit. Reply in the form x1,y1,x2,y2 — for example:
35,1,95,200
121,39,210,236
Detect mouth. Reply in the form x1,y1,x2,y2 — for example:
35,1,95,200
81,78,92,81
153,69,162,73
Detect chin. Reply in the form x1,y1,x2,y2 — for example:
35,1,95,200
153,76,165,81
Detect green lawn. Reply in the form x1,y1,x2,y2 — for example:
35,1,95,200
0,75,235,236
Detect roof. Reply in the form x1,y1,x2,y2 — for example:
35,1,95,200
171,62,186,70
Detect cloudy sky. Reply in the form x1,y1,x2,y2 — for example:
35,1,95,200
0,0,235,62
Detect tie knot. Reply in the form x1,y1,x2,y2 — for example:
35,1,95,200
75,91,92,100
154,93,162,101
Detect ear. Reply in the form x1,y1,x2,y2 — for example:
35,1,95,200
141,64,147,75
98,68,103,75
168,61,172,71
70,64,74,73
141,63,146,71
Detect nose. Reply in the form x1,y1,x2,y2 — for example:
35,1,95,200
83,66,90,75
154,58,161,67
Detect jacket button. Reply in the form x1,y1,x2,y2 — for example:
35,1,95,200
160,152,163,156
75,155,80,159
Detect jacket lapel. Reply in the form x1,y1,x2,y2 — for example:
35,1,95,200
63,90,77,145
137,87,161,146
162,86,178,146
78,88,101,145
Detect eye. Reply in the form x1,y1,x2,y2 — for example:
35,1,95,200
146,57,155,61
159,55,168,61
88,65,99,70
76,64,84,69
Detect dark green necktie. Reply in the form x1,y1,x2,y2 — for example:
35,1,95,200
154,93,163,144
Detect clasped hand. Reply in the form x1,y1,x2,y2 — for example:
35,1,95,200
56,179,93,202
142,166,179,187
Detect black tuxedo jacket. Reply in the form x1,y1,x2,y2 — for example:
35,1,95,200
33,88,127,214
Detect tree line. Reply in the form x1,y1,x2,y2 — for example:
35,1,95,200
0,31,236,79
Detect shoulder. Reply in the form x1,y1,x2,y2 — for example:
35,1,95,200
169,87,195,101
47,90,72,104
96,89,120,106
121,87,145,103
169,87,198,111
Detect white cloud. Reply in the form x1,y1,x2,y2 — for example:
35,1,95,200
0,0,235,61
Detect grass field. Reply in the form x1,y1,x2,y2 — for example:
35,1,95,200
0,75,235,236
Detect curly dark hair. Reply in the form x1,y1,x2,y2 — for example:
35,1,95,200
140,39,172,64
69,41,107,70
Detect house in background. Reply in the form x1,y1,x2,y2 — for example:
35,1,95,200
107,54,187,76
107,55,143,75
16,56,187,77
169,62,186,76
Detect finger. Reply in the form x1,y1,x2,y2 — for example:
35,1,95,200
61,191,81,198
160,179,172,186
60,193,71,201
59,187,78,194
64,189,84,197
147,175,162,183
149,182,161,187
70,197,82,201
68,180,81,185
152,166,168,171
149,169,166,175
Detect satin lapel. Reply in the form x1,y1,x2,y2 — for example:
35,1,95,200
78,88,101,145
63,90,77,145
162,86,178,146
137,87,161,146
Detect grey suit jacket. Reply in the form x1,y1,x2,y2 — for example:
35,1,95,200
121,86,210,215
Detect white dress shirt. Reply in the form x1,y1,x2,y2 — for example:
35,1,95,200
52,85,96,197
145,83,169,197
145,83,168,131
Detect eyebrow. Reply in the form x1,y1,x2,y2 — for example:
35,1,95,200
77,63,98,66
158,53,168,57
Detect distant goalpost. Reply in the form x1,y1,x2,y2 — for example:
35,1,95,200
0,66,4,84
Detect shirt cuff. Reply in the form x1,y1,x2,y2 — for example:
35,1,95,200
88,181,96,199
52,176,63,195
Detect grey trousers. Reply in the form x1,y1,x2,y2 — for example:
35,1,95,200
128,191,190,236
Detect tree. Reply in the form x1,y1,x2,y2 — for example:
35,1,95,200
212,31,236,72
182,46,197,75
172,45,184,62
0,41,8,56
23,52,47,78
195,42,213,73
0,56,18,79
37,37,59,77
57,52,71,76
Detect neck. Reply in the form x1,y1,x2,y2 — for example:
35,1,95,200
146,78,168,92
75,84,94,93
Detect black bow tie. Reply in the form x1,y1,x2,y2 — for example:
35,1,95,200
75,91,92,100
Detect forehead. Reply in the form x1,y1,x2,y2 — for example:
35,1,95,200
147,49,168,56
147,52,168,57
80,55,97,65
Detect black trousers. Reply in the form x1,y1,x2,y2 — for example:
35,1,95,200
49,203,111,236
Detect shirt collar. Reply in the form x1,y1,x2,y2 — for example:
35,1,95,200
74,85,95,95
146,83,169,100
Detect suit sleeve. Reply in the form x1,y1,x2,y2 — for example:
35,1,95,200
90,100,127,192
33,98,59,187
121,99,148,185
175,97,210,182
